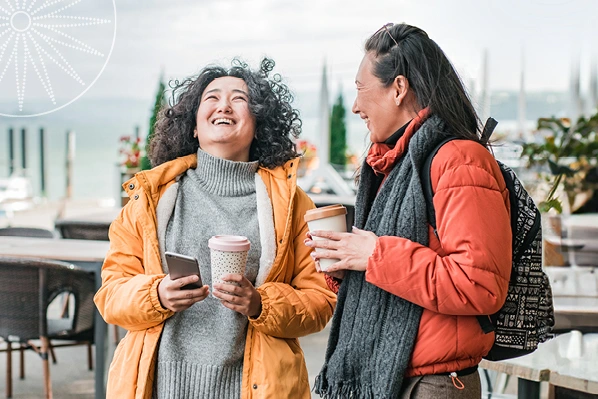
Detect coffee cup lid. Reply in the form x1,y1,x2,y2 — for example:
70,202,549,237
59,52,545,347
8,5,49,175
304,204,347,222
208,235,251,252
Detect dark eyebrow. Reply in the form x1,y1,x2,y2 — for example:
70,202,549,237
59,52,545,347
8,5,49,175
203,88,220,96
203,88,248,97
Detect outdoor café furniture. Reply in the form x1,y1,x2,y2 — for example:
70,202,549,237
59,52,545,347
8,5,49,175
552,296,598,333
54,208,120,241
54,209,125,345
0,257,95,399
0,236,110,399
545,266,598,333
544,214,598,267
480,331,598,399
0,227,55,239
55,220,110,241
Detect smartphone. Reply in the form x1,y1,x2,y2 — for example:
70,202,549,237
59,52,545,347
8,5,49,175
165,251,203,289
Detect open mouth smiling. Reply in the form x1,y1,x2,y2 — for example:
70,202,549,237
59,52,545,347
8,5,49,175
212,118,235,126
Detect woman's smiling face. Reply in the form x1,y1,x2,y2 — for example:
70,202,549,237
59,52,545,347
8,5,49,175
195,76,256,161
351,52,409,143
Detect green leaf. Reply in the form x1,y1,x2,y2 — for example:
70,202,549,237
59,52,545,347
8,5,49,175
539,199,563,214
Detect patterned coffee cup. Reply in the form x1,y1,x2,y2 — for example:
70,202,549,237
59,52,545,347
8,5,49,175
208,235,251,290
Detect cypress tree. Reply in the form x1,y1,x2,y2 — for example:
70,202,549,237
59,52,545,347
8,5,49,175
330,91,348,168
140,75,166,170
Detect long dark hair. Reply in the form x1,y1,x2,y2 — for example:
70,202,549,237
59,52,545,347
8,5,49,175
149,58,301,168
365,23,483,144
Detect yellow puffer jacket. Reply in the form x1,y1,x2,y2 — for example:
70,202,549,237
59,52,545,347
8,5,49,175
93,154,336,399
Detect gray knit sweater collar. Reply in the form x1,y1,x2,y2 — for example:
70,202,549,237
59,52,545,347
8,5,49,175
187,148,259,197
315,115,449,399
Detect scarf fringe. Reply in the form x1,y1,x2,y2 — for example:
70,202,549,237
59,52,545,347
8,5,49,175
314,375,377,399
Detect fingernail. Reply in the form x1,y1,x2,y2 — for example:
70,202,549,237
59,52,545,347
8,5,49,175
352,226,358,231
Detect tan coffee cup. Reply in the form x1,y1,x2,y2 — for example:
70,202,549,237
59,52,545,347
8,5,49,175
304,204,347,271
208,235,251,290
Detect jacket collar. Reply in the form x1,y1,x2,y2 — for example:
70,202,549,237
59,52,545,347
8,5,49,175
124,154,301,202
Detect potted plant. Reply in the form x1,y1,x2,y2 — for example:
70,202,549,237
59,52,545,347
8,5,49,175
520,113,598,266
118,135,143,173
296,139,318,177
520,113,598,214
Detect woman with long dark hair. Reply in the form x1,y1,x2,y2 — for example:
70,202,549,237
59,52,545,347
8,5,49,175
95,58,336,399
306,23,511,398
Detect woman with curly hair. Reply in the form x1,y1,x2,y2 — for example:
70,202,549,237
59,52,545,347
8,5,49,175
94,58,336,399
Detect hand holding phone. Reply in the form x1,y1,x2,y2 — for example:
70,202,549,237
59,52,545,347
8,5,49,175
165,251,203,290
159,252,208,312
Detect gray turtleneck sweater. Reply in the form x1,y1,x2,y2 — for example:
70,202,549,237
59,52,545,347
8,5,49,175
154,149,261,399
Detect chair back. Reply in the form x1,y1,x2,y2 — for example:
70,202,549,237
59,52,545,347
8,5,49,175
0,257,95,342
55,221,110,241
0,227,55,238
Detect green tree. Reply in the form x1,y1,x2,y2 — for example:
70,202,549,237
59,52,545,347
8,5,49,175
330,91,348,168
139,75,166,170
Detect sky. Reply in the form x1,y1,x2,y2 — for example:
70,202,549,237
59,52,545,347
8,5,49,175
1,0,597,116
97,0,597,100
0,0,596,200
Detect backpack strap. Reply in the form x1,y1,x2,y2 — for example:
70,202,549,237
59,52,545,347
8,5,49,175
422,137,457,238
421,118,498,334
481,117,498,144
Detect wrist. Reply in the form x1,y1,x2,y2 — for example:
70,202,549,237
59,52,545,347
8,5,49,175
249,292,262,319
249,303,262,319
153,278,170,312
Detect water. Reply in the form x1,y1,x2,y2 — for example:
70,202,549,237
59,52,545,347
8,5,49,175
0,97,150,202
0,93,537,202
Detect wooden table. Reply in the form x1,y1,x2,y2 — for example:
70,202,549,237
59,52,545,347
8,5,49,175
544,235,598,267
0,236,110,399
554,296,598,332
481,331,598,398
55,208,121,225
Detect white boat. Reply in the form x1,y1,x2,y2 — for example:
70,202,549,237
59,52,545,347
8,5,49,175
0,175,35,213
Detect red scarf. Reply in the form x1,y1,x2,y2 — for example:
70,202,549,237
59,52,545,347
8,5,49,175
366,107,431,176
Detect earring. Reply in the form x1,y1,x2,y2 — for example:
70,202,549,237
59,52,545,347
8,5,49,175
396,100,401,107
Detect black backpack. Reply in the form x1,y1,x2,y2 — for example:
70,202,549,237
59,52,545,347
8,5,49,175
421,118,555,361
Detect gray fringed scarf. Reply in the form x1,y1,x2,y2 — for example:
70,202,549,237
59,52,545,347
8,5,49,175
315,115,448,399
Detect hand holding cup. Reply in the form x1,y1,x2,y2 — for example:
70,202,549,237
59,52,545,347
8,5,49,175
305,226,378,273
209,235,262,316
213,273,262,318
304,204,347,271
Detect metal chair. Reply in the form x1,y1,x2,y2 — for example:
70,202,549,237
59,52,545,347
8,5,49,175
53,219,122,344
54,221,110,241
0,227,56,238
0,257,95,399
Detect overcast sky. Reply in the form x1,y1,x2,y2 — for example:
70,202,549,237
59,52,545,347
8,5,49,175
86,0,598,102
0,0,596,116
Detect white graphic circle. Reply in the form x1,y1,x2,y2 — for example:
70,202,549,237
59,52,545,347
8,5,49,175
0,0,116,117
11,11,32,32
